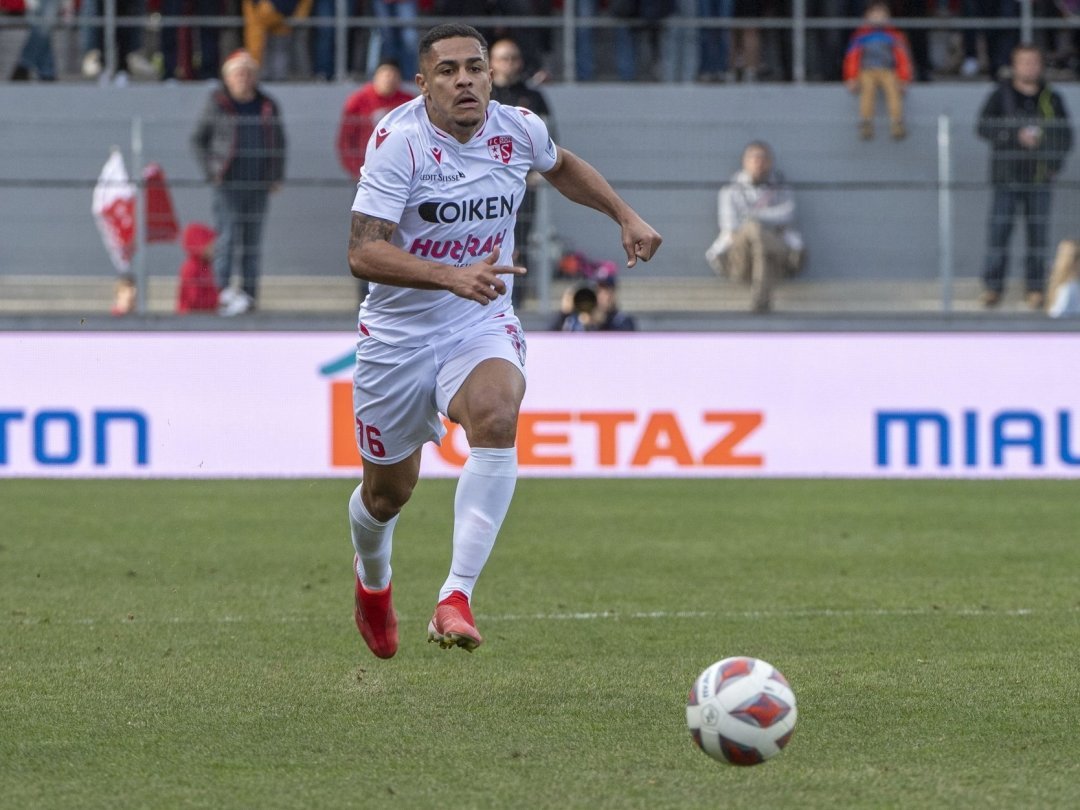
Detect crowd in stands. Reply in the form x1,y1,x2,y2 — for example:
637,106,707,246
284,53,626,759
9,1,1080,84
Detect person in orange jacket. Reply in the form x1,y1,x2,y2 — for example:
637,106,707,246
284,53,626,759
843,1,913,141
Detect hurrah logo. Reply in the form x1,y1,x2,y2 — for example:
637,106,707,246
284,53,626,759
487,135,513,164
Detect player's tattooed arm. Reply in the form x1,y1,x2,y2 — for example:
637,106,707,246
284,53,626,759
349,212,396,251
346,211,524,303
347,212,405,283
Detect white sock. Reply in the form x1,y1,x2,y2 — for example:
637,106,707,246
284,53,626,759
439,447,518,602
349,484,397,591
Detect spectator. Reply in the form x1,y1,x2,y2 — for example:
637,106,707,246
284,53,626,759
575,0,597,80
806,0,848,81
9,0,59,81
176,222,220,314
730,0,768,81
161,0,223,80
241,0,314,69
697,0,733,82
1047,238,1080,317
705,140,804,313
976,44,1072,309
594,266,637,330
336,60,415,181
79,0,158,81
843,0,912,141
960,0,1019,80
661,0,698,82
490,37,552,306
191,49,286,314
891,0,933,83
550,283,600,331
367,0,419,80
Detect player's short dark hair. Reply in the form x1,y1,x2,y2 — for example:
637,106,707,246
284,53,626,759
419,24,489,64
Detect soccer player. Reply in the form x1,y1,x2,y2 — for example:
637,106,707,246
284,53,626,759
346,23,662,659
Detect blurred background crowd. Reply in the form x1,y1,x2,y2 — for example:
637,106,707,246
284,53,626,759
5,0,1080,85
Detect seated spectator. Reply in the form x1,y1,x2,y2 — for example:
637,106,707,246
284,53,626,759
705,140,803,314
843,1,912,141
549,283,599,331
594,267,637,331
1047,239,1080,317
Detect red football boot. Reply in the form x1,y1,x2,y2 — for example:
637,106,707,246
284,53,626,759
427,590,483,652
353,556,398,659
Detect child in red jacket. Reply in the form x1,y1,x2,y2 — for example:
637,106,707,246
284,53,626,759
176,222,219,314
843,1,912,141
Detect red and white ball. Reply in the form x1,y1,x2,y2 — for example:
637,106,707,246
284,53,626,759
686,656,797,765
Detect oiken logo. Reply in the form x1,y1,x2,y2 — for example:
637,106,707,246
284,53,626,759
418,194,514,224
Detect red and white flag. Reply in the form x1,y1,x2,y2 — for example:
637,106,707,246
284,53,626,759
92,149,136,273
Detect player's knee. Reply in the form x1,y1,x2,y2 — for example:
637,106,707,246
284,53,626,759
363,481,413,521
467,408,519,448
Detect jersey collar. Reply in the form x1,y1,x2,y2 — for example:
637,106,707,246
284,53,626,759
424,105,492,147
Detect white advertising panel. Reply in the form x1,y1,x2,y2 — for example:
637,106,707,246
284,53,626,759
1,332,1078,478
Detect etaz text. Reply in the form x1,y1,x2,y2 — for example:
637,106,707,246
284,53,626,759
436,410,764,469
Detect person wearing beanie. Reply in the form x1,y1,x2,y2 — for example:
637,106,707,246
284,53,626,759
190,50,286,315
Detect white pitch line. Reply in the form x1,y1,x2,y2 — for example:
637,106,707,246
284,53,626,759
10,606,1076,627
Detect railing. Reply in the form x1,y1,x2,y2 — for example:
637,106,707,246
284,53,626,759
2,109,1078,319
3,0,1078,84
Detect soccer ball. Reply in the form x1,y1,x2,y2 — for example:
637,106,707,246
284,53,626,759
686,656,797,765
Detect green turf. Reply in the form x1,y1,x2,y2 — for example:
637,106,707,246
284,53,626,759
2,479,1078,809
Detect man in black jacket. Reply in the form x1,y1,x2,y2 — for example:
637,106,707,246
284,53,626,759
976,44,1072,309
191,49,286,315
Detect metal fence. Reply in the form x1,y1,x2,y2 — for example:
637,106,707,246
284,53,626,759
3,0,1080,85
4,103,1080,319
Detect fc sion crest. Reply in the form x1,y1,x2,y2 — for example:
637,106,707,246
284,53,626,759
487,135,513,164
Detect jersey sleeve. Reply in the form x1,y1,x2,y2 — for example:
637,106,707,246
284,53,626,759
351,126,415,224
516,107,558,173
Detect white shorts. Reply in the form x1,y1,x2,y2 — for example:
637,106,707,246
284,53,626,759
352,315,527,464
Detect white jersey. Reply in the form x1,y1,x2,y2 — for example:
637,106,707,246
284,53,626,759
352,96,558,347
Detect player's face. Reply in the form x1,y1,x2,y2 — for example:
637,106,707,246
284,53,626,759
418,36,492,141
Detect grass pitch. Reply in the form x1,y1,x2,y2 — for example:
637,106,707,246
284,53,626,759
2,479,1079,809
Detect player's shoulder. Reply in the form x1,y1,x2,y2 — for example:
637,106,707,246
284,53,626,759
375,96,425,136
488,100,545,131
364,98,426,169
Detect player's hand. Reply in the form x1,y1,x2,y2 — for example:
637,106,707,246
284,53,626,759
621,214,663,268
449,248,527,305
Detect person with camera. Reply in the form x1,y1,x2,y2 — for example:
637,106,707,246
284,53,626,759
976,44,1072,310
